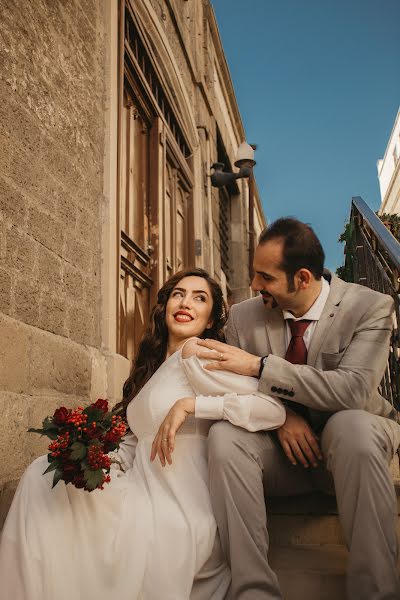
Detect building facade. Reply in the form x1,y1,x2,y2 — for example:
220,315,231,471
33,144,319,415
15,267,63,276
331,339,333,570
378,107,400,215
0,0,266,523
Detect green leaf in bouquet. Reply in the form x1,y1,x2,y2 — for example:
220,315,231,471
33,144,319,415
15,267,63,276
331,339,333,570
43,460,60,475
43,417,59,431
83,407,104,423
83,468,104,491
51,469,63,489
27,427,59,440
70,442,87,460
101,415,112,430
28,427,45,435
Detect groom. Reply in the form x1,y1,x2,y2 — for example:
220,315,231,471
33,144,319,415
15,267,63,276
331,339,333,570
197,217,400,599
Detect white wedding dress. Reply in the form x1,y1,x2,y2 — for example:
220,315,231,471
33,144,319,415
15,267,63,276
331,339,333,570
0,346,284,600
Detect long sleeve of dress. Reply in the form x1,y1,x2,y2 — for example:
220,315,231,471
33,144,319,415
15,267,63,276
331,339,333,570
113,430,138,471
181,354,285,432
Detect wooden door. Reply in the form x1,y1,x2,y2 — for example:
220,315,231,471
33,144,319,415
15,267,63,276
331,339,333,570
118,92,153,360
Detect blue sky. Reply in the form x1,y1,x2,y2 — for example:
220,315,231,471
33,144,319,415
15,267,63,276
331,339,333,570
212,0,400,271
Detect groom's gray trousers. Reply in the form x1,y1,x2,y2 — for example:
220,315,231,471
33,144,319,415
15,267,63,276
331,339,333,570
208,410,400,600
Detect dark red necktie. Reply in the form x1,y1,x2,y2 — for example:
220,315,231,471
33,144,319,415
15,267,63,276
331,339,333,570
285,319,313,364
284,319,313,418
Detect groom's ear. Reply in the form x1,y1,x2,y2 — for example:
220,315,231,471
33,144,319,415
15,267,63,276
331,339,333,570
297,268,312,289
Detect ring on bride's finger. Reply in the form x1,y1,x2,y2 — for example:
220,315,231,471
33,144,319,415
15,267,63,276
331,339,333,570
220,353,224,361
162,438,168,442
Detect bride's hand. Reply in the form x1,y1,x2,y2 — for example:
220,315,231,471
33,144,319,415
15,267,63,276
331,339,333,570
150,397,195,466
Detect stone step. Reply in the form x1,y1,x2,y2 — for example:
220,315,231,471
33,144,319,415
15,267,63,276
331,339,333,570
270,544,400,600
269,545,347,600
266,490,400,546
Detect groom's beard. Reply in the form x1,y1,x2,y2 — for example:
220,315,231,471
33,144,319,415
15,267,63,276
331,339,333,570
260,293,278,308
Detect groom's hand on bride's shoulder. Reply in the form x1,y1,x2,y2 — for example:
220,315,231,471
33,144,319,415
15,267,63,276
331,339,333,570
196,339,260,377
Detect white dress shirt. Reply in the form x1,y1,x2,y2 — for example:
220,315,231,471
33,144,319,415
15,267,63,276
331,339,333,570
283,277,330,350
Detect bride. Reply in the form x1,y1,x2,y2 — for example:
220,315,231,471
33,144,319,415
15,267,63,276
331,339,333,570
0,268,285,600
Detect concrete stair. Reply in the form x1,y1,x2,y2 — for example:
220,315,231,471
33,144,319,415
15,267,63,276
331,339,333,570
267,483,400,600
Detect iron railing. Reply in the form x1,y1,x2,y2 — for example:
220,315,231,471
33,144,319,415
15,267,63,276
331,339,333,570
345,196,400,412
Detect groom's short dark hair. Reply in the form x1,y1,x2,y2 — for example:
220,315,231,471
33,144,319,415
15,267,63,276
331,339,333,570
258,217,325,286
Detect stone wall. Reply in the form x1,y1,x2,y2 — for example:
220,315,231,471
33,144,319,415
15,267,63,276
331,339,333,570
0,0,107,524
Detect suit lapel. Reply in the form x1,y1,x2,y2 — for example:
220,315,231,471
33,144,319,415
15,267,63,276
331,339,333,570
265,307,287,358
307,275,346,366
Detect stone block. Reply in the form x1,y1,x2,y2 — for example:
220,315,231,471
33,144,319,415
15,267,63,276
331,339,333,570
0,393,31,483
84,276,100,317
105,352,131,404
7,143,45,203
55,195,78,231
37,244,63,290
0,315,31,393
87,347,108,401
0,267,12,315
3,225,37,278
66,304,95,346
61,262,85,303
0,176,29,226
27,205,65,257
37,291,68,337
269,514,345,546
29,327,91,397
13,277,40,327
63,234,92,272
76,204,100,248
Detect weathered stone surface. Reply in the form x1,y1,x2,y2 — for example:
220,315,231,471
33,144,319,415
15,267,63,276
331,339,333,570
0,314,93,396
13,277,41,327
61,261,86,303
29,326,91,396
66,304,95,346
3,226,36,278
0,0,104,344
0,393,32,483
37,291,68,337
0,176,29,226
27,204,66,258
0,316,31,394
0,267,12,315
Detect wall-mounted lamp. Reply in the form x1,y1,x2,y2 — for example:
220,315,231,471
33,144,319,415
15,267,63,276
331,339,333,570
210,142,256,188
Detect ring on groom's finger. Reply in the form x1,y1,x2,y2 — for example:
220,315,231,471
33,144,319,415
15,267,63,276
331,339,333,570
219,353,224,361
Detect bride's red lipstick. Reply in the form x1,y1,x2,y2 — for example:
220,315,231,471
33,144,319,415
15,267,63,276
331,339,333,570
174,311,193,322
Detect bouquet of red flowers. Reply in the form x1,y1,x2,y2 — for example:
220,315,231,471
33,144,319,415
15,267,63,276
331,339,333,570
28,399,127,492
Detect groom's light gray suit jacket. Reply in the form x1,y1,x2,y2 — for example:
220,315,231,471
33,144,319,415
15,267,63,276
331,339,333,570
226,274,396,432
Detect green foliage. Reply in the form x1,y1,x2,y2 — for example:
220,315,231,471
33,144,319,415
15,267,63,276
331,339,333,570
336,211,400,281
84,469,104,491
70,442,87,461
51,469,64,489
379,213,400,241
43,460,60,475
336,220,355,282
28,427,59,440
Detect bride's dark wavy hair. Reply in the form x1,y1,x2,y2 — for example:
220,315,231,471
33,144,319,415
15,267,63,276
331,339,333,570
116,268,227,417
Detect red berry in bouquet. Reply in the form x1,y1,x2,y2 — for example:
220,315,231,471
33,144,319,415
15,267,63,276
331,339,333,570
28,399,128,492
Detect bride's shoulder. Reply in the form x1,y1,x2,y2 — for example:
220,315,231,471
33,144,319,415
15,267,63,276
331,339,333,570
181,337,225,360
181,337,201,359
